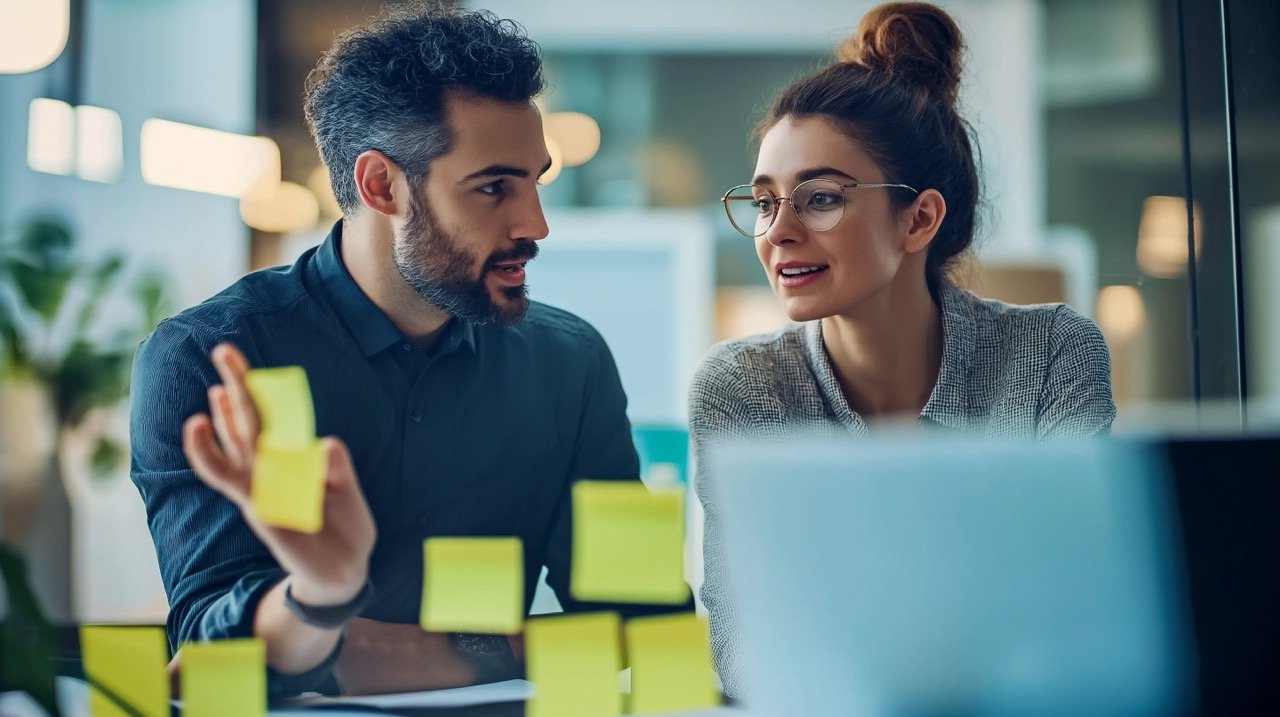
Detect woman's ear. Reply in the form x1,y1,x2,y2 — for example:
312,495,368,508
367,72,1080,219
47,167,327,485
902,188,947,254
352,150,405,217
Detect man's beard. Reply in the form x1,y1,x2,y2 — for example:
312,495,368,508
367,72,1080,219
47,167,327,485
392,193,538,326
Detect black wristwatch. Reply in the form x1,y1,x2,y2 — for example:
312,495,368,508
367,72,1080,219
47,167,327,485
282,579,374,629
449,633,522,684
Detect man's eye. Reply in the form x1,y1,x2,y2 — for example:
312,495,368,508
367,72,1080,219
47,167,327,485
478,180,506,196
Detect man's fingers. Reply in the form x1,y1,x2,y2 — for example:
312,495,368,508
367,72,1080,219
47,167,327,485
208,385,247,468
211,343,262,450
322,437,358,491
183,414,250,503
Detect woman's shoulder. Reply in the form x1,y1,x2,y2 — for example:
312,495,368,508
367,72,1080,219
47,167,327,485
694,323,809,382
949,284,1104,354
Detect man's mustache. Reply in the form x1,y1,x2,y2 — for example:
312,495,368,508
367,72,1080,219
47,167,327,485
484,241,540,270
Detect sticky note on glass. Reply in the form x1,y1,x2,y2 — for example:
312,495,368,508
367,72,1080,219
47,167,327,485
180,638,266,717
251,441,326,533
245,366,314,448
420,537,524,634
625,613,719,713
526,612,622,717
571,480,686,603
80,625,168,717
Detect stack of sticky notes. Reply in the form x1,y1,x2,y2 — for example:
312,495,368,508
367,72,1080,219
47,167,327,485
571,480,686,604
625,613,718,713
525,612,622,717
80,625,169,717
180,638,266,717
420,536,524,634
245,366,326,533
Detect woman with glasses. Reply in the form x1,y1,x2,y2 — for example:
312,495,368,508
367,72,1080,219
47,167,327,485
689,1,1116,698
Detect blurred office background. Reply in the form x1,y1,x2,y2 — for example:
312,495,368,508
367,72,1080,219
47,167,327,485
0,0,1276,624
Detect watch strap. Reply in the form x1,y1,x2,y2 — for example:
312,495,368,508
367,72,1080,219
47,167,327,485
282,579,374,629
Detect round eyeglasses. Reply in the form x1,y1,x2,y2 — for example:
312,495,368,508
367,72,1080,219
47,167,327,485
721,178,919,238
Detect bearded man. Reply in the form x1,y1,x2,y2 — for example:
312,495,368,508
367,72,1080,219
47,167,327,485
129,6,685,698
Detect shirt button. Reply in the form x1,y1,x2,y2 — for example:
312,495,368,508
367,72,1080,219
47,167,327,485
401,342,412,352
410,410,423,423
415,515,429,526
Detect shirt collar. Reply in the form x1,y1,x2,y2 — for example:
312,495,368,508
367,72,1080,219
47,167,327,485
311,221,477,358
919,280,976,428
801,280,976,431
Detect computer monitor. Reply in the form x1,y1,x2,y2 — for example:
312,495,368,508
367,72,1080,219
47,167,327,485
708,436,1196,717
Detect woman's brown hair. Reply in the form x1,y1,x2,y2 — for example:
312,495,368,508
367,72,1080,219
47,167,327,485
759,2,981,291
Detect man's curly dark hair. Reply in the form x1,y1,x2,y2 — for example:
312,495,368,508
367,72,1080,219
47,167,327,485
304,5,544,214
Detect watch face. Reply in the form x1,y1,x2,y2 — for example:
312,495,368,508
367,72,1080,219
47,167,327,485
451,633,508,654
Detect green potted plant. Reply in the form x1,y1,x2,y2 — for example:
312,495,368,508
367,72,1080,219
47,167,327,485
0,216,166,623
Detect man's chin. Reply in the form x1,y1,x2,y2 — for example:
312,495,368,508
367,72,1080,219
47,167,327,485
490,287,530,326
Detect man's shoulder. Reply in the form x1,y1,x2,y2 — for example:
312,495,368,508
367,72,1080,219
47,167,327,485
158,263,312,340
509,300,606,346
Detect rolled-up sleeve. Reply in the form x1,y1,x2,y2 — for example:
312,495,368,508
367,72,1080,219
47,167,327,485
129,318,336,697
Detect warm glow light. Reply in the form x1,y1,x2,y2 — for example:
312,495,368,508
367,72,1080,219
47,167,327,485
141,119,280,198
539,136,563,185
545,111,601,167
1097,285,1146,341
27,98,74,175
1137,195,1202,278
75,105,122,183
239,181,320,233
0,0,69,73
307,165,343,220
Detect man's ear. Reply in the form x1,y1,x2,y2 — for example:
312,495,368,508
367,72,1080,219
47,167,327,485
353,150,405,217
903,188,947,255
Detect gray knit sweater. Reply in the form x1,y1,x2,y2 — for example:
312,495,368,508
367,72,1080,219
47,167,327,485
687,281,1116,697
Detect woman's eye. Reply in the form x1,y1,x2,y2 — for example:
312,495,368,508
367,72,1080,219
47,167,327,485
753,197,776,215
807,191,842,210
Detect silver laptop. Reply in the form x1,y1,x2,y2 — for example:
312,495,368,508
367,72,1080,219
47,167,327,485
708,436,1195,717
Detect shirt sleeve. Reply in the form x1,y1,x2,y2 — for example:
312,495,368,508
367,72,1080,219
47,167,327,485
129,318,338,697
686,348,753,699
541,326,695,619
1035,305,1118,439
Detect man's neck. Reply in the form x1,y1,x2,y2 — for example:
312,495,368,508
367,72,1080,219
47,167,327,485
819,271,943,419
339,215,453,352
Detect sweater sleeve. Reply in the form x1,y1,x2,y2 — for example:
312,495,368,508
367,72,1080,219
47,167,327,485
1036,305,1117,438
687,346,757,699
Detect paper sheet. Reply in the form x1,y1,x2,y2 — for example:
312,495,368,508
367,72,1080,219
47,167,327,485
245,366,315,448
525,612,622,717
571,480,686,603
626,613,719,713
420,536,524,634
181,639,266,717
79,625,168,717
284,679,532,709
251,441,326,533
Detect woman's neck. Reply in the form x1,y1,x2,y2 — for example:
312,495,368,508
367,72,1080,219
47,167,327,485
820,275,944,420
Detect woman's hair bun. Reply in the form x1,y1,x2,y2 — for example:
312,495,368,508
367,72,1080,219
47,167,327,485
836,2,964,105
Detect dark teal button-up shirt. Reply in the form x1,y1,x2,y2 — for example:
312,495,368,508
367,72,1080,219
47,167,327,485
130,222,668,695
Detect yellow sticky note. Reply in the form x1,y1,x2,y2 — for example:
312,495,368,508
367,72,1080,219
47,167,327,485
251,440,326,533
526,612,622,717
180,638,266,717
571,480,686,603
625,613,719,714
80,625,168,717
420,536,524,634
245,366,315,448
